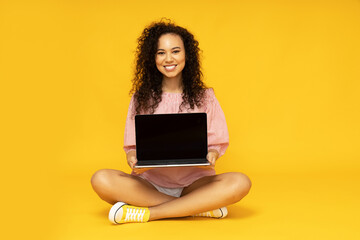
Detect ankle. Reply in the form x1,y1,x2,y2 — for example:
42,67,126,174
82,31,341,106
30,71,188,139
148,207,158,221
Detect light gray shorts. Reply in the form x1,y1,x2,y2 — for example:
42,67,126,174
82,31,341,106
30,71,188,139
139,176,184,198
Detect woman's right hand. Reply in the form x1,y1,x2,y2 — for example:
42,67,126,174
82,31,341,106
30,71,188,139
126,150,151,174
126,150,137,169
126,150,153,173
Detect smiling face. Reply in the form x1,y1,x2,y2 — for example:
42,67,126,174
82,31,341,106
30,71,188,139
155,33,186,81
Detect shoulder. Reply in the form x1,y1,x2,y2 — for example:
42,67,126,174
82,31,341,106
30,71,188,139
198,88,218,112
203,88,216,103
205,87,215,95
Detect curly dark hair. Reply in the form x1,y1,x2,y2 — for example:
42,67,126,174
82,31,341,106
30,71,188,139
130,19,207,115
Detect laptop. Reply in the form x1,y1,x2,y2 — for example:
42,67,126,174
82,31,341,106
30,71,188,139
134,113,210,168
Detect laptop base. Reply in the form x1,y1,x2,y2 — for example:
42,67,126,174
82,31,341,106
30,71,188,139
134,162,210,168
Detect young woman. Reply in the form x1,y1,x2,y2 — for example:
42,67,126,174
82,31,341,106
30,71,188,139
91,20,251,224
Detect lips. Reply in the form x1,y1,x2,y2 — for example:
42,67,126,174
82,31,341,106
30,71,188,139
164,65,177,71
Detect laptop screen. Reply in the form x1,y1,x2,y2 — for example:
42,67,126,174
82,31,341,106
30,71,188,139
135,113,208,161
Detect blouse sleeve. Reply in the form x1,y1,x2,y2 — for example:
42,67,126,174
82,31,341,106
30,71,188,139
206,89,229,157
123,95,136,153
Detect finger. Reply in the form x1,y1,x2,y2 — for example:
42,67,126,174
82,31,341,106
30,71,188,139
211,157,216,165
129,161,135,169
131,157,137,167
207,156,213,165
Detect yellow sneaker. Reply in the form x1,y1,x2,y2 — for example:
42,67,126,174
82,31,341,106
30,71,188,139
109,202,150,224
194,207,228,219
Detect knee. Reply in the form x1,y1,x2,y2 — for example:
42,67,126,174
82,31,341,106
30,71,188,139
90,169,114,192
225,172,252,202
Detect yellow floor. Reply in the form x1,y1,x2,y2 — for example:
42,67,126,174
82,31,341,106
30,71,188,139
30,170,360,240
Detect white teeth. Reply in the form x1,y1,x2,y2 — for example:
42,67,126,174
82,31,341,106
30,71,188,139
164,65,176,70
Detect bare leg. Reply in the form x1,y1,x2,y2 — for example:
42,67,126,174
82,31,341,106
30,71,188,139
149,172,251,220
91,169,176,206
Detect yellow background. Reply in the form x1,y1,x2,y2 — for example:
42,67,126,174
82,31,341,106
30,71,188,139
1,0,359,239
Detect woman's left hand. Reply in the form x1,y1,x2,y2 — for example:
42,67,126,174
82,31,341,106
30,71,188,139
206,149,219,166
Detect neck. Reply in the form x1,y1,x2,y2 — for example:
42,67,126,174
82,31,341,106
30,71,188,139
162,75,183,93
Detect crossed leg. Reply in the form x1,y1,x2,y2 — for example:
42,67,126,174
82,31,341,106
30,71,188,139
91,169,251,221
91,169,176,207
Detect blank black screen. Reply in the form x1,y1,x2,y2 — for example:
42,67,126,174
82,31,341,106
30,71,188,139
135,113,208,161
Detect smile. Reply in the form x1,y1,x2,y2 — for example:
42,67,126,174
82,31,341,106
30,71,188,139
164,65,177,71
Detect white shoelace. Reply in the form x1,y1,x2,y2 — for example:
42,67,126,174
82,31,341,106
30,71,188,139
124,208,146,222
195,211,212,217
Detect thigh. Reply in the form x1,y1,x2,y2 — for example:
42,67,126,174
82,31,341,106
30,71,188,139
92,169,156,190
180,174,219,196
91,169,176,206
181,172,251,197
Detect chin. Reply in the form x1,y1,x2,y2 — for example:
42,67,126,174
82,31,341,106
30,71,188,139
163,73,180,79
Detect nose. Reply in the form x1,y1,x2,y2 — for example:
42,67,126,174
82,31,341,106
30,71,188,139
165,52,173,62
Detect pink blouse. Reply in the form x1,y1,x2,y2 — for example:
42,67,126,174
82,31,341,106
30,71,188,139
123,88,229,188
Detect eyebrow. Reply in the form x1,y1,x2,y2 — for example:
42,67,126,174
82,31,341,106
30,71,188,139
157,47,181,51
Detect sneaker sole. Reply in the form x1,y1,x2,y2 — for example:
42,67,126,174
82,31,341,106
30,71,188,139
109,202,127,224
